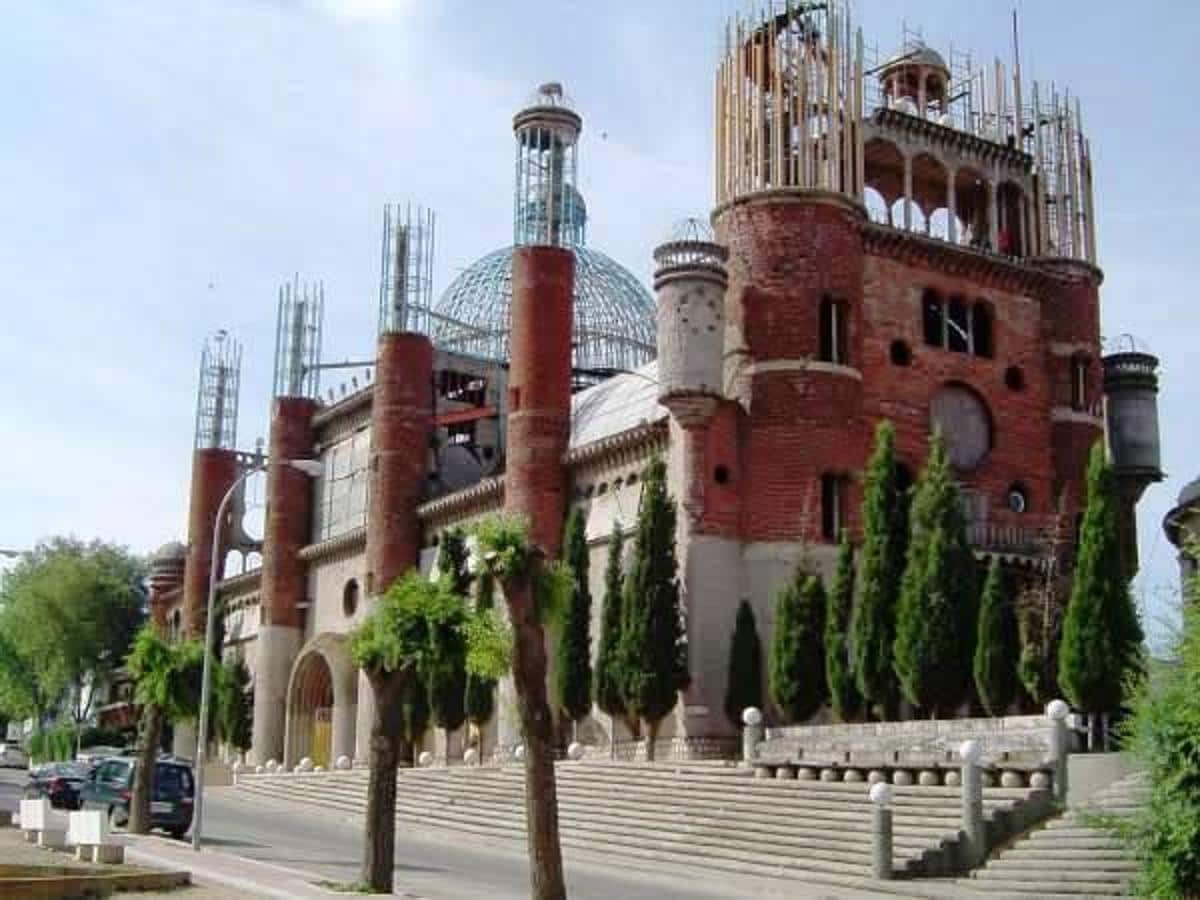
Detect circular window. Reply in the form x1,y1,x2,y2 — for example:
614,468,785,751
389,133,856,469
714,465,731,485
1004,366,1025,391
930,384,993,471
1007,484,1029,514
890,340,913,366
343,579,360,617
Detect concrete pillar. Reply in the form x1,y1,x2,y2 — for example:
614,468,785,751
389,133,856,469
1046,698,1071,804
959,740,986,868
988,180,1000,252
504,246,574,558
250,396,317,765
741,707,763,765
946,168,958,244
172,723,197,762
331,695,357,765
181,448,239,638
353,670,375,766
903,155,913,230
366,332,434,597
869,783,894,880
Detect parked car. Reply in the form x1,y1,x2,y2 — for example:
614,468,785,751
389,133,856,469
0,743,28,769
76,745,126,766
79,756,194,838
24,761,91,810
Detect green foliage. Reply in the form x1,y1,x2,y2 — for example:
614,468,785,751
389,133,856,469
1120,541,1200,898
215,658,253,752
723,601,764,728
769,567,827,723
29,725,77,764
398,676,430,749
619,459,689,730
1059,443,1144,713
974,559,1018,716
429,532,472,735
593,523,627,722
893,432,978,716
825,531,861,722
851,421,906,717
464,574,500,727
554,507,593,726
436,529,472,596
125,626,204,722
471,514,534,582
79,725,128,749
0,538,145,724
350,573,467,684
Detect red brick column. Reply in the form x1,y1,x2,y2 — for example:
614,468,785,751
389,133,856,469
366,332,434,595
182,448,239,638
505,246,574,558
260,397,318,628
715,193,866,543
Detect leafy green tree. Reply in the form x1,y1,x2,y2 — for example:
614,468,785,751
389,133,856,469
851,422,906,719
826,531,861,722
893,432,978,717
594,522,632,749
974,559,1018,716
429,530,471,758
471,514,573,900
464,573,497,752
215,658,253,754
350,571,502,893
554,507,593,738
620,458,688,761
1059,443,1145,731
769,567,827,723
0,539,144,728
1121,540,1200,898
723,601,764,728
125,627,203,834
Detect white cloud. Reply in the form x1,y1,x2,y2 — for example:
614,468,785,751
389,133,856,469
309,0,410,21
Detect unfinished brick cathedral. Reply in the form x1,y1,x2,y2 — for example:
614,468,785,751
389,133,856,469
147,3,1162,767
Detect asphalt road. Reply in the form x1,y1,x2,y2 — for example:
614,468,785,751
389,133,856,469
0,769,870,899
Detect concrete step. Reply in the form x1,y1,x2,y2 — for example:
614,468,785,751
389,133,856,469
981,857,1137,874
965,882,1127,897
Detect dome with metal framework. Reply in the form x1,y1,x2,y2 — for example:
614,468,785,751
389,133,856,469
431,244,656,380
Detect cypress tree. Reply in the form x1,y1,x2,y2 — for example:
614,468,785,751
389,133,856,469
723,601,764,729
826,531,861,722
893,432,978,717
851,421,906,719
594,522,630,747
464,573,497,748
974,558,1018,716
769,567,827,723
430,530,469,756
554,507,593,736
620,458,688,761
1059,442,1145,719
399,675,430,766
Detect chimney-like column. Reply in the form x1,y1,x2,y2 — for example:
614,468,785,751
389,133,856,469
366,332,434,596
504,246,575,557
251,396,317,764
181,448,239,638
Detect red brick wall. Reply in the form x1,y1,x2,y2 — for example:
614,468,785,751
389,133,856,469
367,332,434,595
716,194,867,543
182,448,239,638
260,397,317,628
506,246,574,558
666,396,742,539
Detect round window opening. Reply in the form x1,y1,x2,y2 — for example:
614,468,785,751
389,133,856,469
930,384,993,471
1007,485,1029,514
1004,366,1025,391
343,579,360,617
890,340,913,367
714,465,731,485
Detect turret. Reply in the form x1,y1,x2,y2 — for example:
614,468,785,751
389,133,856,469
147,542,186,633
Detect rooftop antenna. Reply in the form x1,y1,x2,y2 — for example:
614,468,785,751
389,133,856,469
194,330,242,450
272,274,324,399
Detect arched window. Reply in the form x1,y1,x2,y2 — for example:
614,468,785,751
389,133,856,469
923,289,944,347
342,579,360,617
1070,354,1089,411
821,473,849,541
818,296,848,365
971,304,993,358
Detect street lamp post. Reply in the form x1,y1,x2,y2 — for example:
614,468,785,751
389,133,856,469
192,456,322,851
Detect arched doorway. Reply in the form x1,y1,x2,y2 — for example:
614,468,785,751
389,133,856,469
287,652,334,769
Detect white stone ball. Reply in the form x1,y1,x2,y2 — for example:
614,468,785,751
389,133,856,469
741,707,763,727
892,770,914,786
265,759,278,772
514,745,526,762
254,765,265,775
1045,699,1070,722
463,748,479,765
231,761,243,774
418,751,434,768
335,755,352,771
1000,770,1025,788
943,771,961,787
959,739,983,764
866,770,887,785
869,782,894,806
1030,771,1052,790
567,742,584,761
299,757,314,773
918,770,940,786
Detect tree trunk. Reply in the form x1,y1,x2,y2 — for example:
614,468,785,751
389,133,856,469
645,719,659,763
504,570,566,900
129,703,163,834
361,670,408,894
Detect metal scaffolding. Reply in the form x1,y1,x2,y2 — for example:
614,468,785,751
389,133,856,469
513,83,583,249
272,275,324,399
194,330,241,450
378,203,436,335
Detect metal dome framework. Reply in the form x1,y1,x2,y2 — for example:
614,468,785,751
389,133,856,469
431,245,656,379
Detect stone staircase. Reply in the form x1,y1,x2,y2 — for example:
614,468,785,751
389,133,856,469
964,772,1148,897
234,759,1038,890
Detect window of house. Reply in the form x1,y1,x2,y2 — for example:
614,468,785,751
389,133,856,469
343,579,360,617
923,290,944,347
1071,354,1089,411
818,296,847,365
971,304,993,358
821,473,848,541
920,290,994,359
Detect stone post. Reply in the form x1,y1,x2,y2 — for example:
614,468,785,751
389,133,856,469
1046,698,1071,804
741,707,763,765
869,782,893,880
959,739,986,868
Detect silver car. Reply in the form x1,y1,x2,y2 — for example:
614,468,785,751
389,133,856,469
0,743,29,769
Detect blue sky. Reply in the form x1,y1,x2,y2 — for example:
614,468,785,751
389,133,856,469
2,1,1196,643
